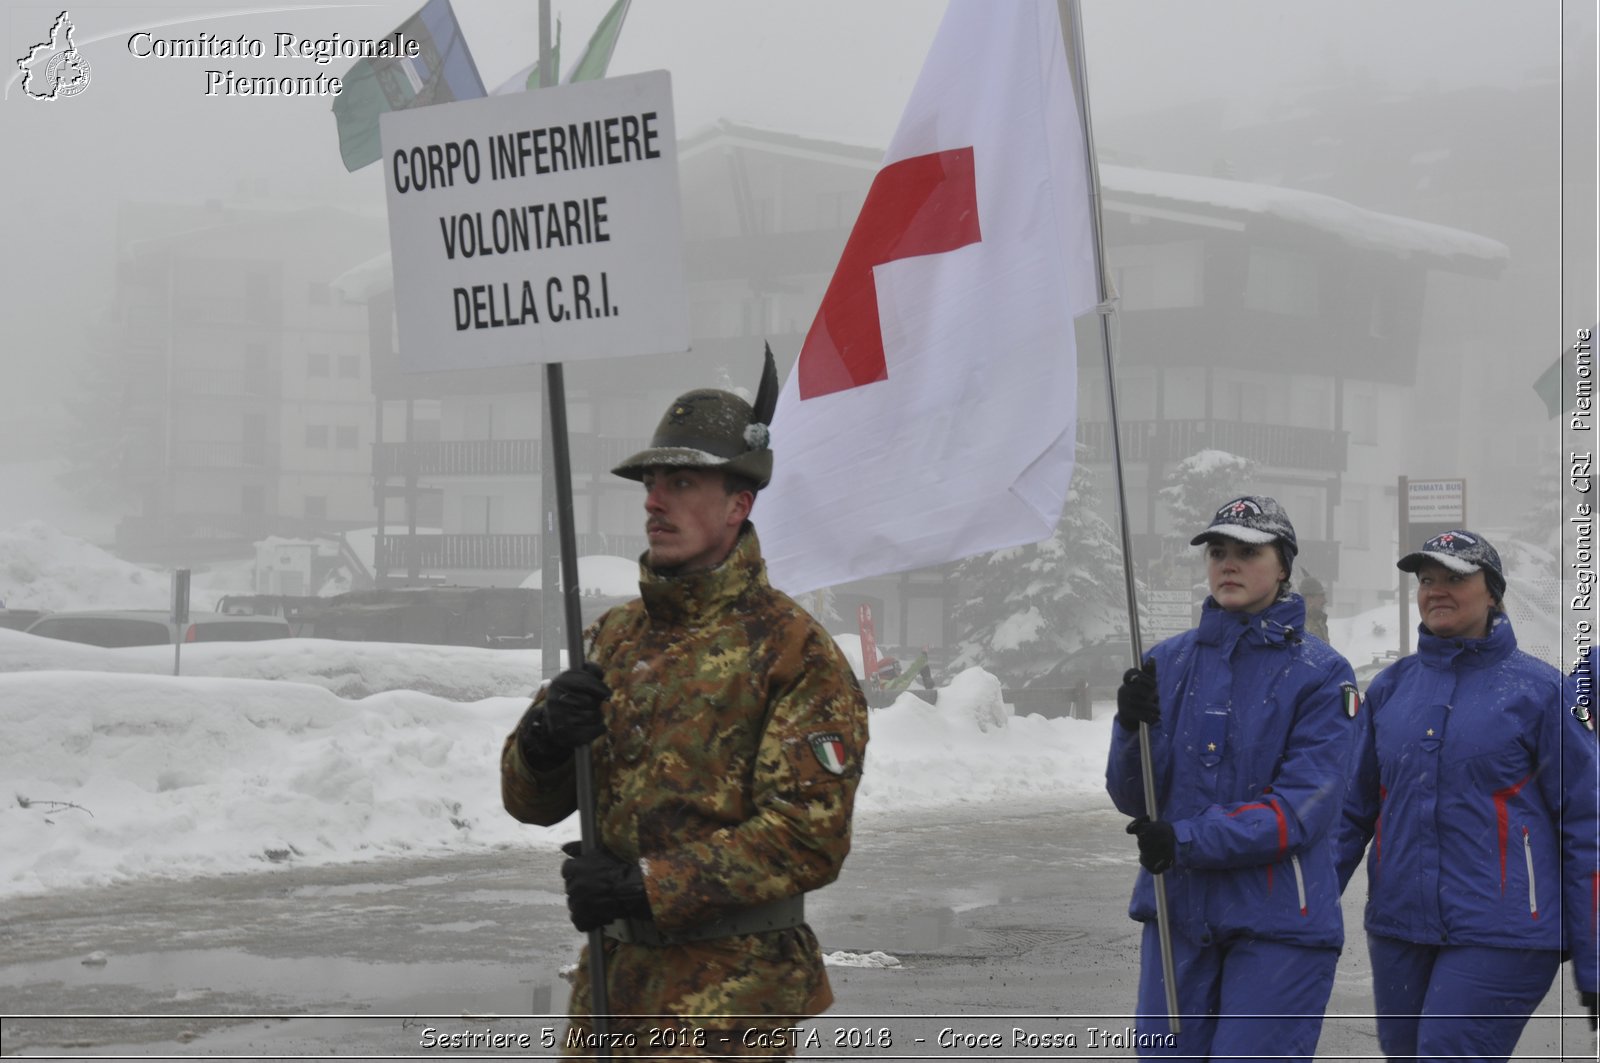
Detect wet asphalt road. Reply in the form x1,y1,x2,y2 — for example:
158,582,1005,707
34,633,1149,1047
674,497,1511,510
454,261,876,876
1,798,1593,1059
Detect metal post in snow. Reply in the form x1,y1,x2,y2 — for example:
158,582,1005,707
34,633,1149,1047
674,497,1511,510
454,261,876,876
1059,0,1181,1035
537,0,611,1046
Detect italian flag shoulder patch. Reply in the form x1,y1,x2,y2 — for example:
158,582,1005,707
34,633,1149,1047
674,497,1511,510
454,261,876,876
808,732,848,774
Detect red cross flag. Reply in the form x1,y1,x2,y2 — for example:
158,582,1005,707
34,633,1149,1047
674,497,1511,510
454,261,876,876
760,0,1099,594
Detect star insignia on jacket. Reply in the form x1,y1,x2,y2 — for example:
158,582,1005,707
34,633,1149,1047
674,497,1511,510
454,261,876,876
1426,728,1435,736
1207,742,1216,752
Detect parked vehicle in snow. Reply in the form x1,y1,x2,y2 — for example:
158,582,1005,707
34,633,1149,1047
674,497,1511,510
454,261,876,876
24,610,291,648
0,609,48,633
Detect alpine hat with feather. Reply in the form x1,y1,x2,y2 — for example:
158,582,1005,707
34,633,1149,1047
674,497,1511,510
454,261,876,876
611,344,781,490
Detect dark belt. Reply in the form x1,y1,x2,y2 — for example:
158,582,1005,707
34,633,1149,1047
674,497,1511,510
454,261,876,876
603,895,805,947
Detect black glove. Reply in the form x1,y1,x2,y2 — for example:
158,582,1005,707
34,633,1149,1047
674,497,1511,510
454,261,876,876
515,663,609,769
1582,989,1597,1032
1116,658,1160,731
1126,816,1178,875
560,841,651,932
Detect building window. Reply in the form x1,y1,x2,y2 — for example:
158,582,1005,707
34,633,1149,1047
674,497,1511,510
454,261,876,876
1110,240,1202,310
463,403,495,441
305,495,327,520
1345,383,1379,445
308,352,330,377
416,490,444,528
242,413,267,466
306,424,329,448
1343,495,1370,550
1243,247,1319,316
336,425,359,449
337,354,360,379
245,342,271,394
463,494,494,534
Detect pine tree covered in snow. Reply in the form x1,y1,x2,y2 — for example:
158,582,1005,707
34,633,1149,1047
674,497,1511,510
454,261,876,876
1159,449,1259,531
949,454,1130,684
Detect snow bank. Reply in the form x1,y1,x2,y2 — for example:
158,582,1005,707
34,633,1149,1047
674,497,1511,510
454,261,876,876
0,628,545,701
0,521,252,612
855,667,1107,813
0,661,1114,898
0,670,548,897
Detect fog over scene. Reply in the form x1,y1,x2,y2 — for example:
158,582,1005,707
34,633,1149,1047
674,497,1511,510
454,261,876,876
0,1,1596,1056
0,0,1593,712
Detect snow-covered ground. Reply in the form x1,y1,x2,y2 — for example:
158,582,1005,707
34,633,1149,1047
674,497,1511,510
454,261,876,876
0,518,1565,905
0,630,1110,900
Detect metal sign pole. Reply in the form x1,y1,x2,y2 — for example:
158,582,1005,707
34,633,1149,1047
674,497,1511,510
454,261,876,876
170,568,190,677
1060,0,1181,1034
537,3,609,1046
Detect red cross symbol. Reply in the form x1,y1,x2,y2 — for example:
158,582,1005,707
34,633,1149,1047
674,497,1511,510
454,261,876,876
796,148,981,399
1437,534,1455,546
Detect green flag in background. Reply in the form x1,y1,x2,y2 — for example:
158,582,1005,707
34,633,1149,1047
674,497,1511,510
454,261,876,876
1534,353,1564,419
332,0,486,172
492,0,632,94
565,0,633,82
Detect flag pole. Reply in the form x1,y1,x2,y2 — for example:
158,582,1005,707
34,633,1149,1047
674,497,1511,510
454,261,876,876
1058,0,1181,1035
537,1,611,1045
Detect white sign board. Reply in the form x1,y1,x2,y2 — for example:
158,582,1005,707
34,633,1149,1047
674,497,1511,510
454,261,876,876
379,70,689,372
1144,591,1193,639
1406,478,1466,523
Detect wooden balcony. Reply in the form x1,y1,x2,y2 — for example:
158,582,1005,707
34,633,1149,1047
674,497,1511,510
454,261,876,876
374,439,541,478
373,436,649,479
1076,419,1348,473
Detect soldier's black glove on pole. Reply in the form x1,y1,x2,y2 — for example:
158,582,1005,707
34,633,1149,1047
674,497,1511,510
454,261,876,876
560,841,651,932
1127,816,1178,875
1582,989,1598,1032
1115,658,1160,731
515,662,610,770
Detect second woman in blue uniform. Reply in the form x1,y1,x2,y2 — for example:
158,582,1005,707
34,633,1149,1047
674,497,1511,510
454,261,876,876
1107,496,1361,1060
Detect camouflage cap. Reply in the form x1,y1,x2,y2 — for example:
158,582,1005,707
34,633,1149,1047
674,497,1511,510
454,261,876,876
611,345,780,489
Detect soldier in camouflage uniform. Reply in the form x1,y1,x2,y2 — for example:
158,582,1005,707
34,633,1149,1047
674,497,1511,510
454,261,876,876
1300,575,1330,643
501,350,869,1058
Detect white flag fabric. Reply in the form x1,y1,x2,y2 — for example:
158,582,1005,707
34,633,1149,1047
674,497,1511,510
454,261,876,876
760,0,1098,595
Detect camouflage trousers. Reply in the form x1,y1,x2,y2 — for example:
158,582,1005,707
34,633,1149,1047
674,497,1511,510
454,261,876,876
560,930,833,1060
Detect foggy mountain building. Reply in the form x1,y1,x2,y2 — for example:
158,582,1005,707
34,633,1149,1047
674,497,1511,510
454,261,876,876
108,201,389,568
347,121,1507,655
101,122,1507,658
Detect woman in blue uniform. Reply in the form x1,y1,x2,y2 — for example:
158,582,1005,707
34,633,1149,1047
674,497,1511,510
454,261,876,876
1107,496,1360,1059
1337,530,1599,1059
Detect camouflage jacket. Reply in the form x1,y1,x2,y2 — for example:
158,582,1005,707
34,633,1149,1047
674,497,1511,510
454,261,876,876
501,525,869,1021
1305,607,1330,643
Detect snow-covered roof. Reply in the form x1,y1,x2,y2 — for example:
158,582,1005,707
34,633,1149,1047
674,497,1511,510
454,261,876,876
1100,164,1507,271
330,251,393,304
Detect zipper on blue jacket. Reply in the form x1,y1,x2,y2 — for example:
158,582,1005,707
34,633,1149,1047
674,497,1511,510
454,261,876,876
1523,827,1538,918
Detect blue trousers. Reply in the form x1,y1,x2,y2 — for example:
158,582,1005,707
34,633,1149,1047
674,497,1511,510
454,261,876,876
1367,933,1559,1063
1134,922,1339,1061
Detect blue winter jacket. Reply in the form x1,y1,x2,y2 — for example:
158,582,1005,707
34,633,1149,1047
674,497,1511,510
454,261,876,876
1107,594,1360,949
1336,615,1600,994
